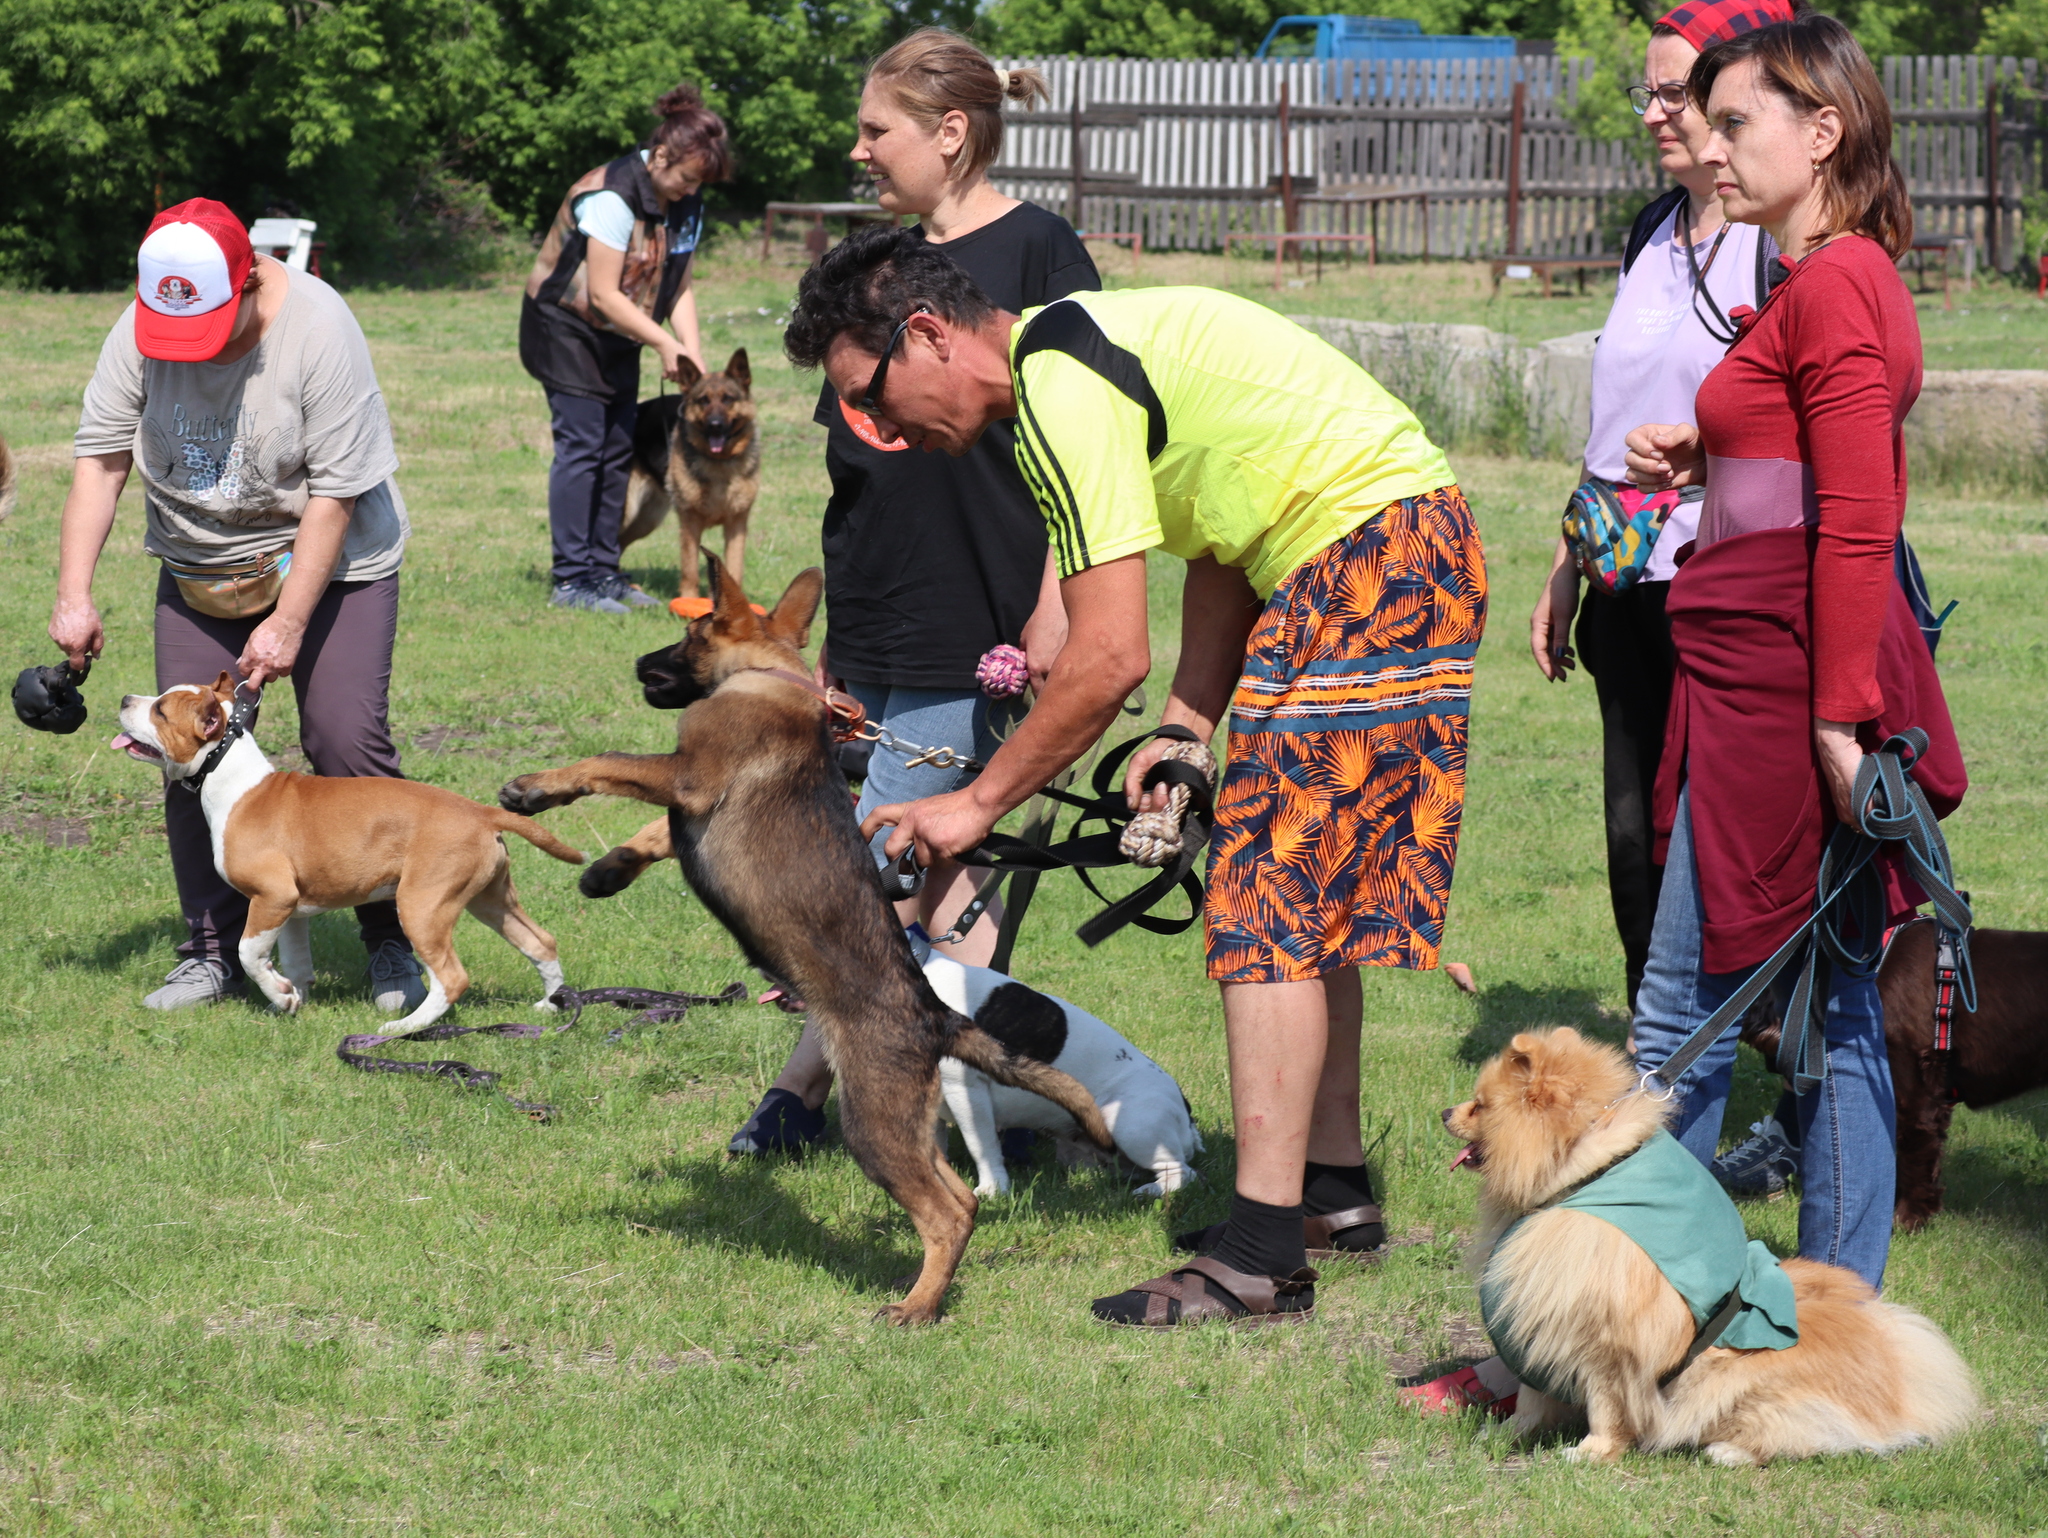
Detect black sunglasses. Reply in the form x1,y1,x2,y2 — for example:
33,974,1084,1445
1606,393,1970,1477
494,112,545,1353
1627,82,1691,116
856,307,930,413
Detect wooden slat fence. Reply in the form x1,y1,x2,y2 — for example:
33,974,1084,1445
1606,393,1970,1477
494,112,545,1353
977,54,2045,266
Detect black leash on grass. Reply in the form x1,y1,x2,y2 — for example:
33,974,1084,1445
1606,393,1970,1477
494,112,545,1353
335,983,747,1121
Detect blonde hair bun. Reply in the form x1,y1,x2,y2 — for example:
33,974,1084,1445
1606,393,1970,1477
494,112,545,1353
869,29,1049,179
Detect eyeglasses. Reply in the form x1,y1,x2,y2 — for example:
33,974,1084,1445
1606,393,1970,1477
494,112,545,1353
856,307,930,413
1627,82,1691,116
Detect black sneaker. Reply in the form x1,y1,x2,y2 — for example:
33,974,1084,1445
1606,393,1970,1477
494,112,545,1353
727,1088,827,1157
549,581,630,615
1712,1116,1798,1198
595,573,662,609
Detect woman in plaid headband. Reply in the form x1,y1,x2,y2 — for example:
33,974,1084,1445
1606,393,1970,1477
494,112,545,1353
1420,0,1797,1423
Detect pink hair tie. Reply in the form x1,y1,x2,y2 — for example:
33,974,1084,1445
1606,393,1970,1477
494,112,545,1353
976,644,1029,699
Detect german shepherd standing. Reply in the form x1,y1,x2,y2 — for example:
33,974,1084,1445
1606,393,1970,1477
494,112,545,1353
498,558,1111,1324
620,349,759,598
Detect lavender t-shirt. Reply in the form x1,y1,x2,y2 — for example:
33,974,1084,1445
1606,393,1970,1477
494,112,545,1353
1585,208,1765,582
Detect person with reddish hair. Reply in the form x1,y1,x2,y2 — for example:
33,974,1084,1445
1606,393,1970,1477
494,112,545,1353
520,82,734,613
1624,9,1958,1294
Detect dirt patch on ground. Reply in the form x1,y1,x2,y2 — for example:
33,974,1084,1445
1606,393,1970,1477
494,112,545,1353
0,810,91,848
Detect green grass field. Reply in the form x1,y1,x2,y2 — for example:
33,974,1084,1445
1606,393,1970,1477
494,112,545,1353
1,243,2045,1535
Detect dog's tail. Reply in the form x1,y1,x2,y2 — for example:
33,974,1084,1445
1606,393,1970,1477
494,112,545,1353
944,1019,1113,1150
489,809,586,865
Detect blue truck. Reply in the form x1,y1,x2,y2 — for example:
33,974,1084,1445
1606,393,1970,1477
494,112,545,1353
1253,14,1521,61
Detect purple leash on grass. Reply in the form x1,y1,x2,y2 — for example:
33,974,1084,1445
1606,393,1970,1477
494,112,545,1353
336,982,747,1121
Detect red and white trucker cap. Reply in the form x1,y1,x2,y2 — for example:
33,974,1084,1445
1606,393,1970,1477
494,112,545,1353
134,199,254,362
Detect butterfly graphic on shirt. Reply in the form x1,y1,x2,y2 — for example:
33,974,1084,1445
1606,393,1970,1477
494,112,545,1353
142,419,283,512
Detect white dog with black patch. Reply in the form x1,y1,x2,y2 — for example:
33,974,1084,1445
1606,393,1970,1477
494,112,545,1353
911,930,1202,1198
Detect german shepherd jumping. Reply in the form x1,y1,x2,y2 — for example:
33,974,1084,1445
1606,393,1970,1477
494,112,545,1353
498,558,1111,1324
620,349,759,598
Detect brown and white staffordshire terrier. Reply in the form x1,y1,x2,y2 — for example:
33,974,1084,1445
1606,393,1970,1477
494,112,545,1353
115,673,583,1035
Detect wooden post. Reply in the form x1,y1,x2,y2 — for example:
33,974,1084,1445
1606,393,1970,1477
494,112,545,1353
1984,77,2001,272
1505,78,1527,257
1069,99,1085,231
1279,82,1297,234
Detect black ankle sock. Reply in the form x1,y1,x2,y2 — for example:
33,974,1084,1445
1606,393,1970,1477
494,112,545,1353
1208,1192,1309,1280
1303,1161,1384,1251
1302,1160,1376,1216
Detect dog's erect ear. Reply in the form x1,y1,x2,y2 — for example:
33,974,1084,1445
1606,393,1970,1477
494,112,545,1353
196,695,225,741
724,348,750,392
705,554,761,638
211,670,237,700
674,356,704,393
764,567,824,649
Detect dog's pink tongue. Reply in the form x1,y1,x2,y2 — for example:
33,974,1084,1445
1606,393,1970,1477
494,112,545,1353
111,732,135,752
1450,1143,1477,1171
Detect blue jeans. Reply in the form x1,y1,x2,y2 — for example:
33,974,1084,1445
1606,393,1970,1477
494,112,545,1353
843,683,1012,872
1632,789,1896,1290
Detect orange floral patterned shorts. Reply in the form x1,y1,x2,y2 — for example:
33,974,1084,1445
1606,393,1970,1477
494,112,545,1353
1205,485,1488,983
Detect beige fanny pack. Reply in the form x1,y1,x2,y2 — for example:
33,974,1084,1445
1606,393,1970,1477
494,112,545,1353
164,550,294,620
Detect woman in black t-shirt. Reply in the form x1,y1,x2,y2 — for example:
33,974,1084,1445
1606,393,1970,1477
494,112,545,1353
729,28,1101,1156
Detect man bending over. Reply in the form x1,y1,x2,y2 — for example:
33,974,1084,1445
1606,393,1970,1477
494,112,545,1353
782,226,1487,1326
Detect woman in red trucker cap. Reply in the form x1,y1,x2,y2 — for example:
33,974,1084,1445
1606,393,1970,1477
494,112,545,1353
50,197,428,1016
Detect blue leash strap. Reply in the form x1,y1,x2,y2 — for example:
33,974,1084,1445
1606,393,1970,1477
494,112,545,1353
1649,729,1973,1098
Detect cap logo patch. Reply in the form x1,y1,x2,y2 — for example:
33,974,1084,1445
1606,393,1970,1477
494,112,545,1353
154,275,203,311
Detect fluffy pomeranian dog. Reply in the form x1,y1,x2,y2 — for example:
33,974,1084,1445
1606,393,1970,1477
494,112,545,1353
1444,1027,1979,1466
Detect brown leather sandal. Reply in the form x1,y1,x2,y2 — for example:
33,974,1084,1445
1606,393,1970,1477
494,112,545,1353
1305,1203,1387,1261
1171,1204,1388,1263
1103,1256,1319,1328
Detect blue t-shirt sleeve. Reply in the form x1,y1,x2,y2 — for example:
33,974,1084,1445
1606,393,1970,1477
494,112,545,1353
574,190,636,253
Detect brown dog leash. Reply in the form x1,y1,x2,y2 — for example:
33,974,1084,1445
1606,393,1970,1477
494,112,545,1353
336,983,746,1121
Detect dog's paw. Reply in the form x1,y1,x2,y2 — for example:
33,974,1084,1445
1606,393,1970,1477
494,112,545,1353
532,996,560,1015
1703,1442,1759,1468
578,855,641,899
498,776,563,815
1561,1437,1623,1466
873,1300,941,1327
264,986,302,1015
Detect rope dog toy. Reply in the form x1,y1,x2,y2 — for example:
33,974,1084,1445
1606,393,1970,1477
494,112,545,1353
1117,738,1217,868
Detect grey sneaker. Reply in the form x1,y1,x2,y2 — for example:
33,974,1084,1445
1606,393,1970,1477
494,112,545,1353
368,941,428,1014
549,581,630,615
597,573,662,609
1712,1115,1798,1199
144,957,243,1012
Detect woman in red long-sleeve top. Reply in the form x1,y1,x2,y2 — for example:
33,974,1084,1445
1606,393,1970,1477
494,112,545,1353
1623,14,1965,1293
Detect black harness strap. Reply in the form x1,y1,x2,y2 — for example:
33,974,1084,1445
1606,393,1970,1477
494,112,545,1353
1651,730,1974,1098
1658,1285,1748,1390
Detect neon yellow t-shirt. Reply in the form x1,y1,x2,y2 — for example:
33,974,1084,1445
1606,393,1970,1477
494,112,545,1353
1008,287,1456,597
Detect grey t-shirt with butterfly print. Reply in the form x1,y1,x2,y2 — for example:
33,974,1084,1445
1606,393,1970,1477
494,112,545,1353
74,268,410,581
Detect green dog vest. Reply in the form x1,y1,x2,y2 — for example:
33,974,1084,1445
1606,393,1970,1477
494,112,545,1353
1478,1130,1800,1404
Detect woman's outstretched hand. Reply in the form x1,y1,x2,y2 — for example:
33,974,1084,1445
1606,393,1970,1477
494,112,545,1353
1624,423,1706,491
